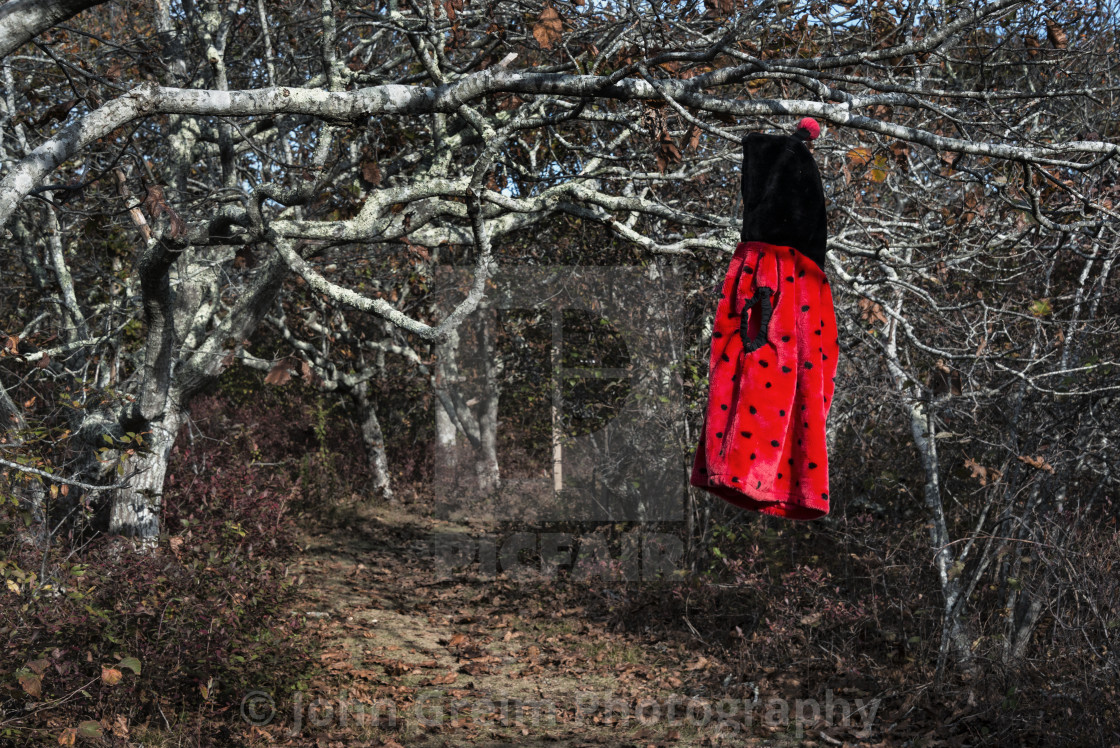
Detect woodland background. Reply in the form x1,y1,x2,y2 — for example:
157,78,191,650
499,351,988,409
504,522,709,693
0,0,1118,744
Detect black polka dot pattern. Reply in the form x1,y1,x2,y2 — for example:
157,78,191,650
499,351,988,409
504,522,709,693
690,240,839,521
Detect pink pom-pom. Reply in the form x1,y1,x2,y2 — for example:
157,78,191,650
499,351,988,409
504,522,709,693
796,117,821,140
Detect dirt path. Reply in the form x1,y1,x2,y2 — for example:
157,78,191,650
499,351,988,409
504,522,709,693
259,502,863,747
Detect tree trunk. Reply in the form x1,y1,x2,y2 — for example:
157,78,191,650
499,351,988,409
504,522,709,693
474,304,501,495
432,321,501,497
433,334,463,496
881,270,975,676
353,382,393,501
0,378,46,546
108,406,184,543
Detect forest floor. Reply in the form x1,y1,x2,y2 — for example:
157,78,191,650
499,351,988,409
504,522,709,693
250,495,892,748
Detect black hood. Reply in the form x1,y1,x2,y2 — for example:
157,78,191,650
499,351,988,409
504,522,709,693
739,132,828,269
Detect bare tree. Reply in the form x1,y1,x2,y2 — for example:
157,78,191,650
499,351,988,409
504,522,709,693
0,0,1117,679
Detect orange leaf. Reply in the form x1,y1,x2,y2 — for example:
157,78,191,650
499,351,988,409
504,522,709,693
846,147,872,167
101,666,122,686
57,728,77,746
964,458,1000,486
868,155,890,183
532,6,563,49
858,298,887,325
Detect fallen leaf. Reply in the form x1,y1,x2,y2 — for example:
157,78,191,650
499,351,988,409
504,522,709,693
425,672,458,685
1018,455,1055,473
77,721,102,738
264,361,292,386
19,672,41,698
101,666,122,686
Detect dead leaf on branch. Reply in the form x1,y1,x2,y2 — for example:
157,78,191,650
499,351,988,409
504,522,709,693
656,131,682,173
684,123,701,152
964,457,1002,486
868,154,890,183
707,0,736,16
360,160,382,187
847,147,872,167
34,98,79,127
640,103,667,136
1046,18,1068,49
140,185,186,239
442,0,463,20
533,6,563,49
858,297,887,325
928,359,963,396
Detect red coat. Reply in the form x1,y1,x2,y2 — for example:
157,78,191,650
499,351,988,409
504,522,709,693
691,240,839,520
